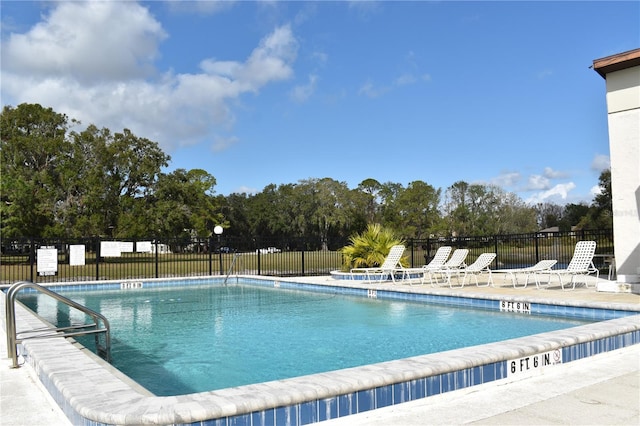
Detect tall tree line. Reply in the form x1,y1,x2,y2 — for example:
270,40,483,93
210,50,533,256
1,103,611,245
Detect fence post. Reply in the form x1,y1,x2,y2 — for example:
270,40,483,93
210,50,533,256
301,250,305,276
95,238,100,281
155,240,159,278
218,247,223,276
409,239,415,267
29,237,35,283
257,250,261,275
208,236,213,276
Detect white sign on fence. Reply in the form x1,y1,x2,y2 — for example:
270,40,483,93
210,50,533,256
37,247,58,276
100,241,121,257
136,241,152,253
119,241,134,253
69,244,86,266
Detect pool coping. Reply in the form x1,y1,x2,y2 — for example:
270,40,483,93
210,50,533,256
3,275,640,425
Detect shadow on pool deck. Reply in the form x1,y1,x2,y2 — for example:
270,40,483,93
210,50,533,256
1,274,638,425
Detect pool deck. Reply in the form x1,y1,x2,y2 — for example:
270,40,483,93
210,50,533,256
1,274,639,425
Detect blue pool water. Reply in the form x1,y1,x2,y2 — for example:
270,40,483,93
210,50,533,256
19,282,594,396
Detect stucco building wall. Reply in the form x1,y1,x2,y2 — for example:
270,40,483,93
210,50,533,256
594,50,640,287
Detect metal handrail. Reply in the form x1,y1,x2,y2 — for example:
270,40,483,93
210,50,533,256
5,281,111,368
224,252,241,284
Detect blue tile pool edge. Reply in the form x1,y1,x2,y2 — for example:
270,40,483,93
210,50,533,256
2,276,639,426
21,274,637,318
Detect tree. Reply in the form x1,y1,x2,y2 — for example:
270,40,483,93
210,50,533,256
494,191,538,234
216,192,251,243
534,202,564,229
357,178,383,223
443,181,536,236
394,180,441,238
1,103,172,238
143,169,220,238
577,169,613,229
245,183,297,240
65,125,170,237
593,169,612,212
3,105,610,242
0,103,74,237
295,178,353,250
442,181,469,236
377,181,405,227
559,203,590,231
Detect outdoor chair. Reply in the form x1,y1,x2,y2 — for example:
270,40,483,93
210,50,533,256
534,241,598,290
350,245,406,283
493,260,558,288
426,248,469,287
442,253,497,288
396,246,452,285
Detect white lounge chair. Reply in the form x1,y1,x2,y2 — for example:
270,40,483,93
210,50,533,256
534,241,598,290
350,245,406,283
446,253,497,288
397,246,452,285
427,248,469,287
493,260,558,288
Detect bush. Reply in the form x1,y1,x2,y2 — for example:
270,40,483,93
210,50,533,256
340,224,406,271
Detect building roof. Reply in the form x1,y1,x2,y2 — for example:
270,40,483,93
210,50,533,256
593,48,640,79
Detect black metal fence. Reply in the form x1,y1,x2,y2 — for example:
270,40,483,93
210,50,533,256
0,229,613,285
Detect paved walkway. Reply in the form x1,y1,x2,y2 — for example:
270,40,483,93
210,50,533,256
1,332,71,425
320,345,639,425
1,277,639,425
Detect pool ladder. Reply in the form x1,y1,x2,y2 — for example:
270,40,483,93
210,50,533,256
224,252,242,284
5,281,111,368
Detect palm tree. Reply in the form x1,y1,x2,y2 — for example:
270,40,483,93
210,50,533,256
340,223,405,270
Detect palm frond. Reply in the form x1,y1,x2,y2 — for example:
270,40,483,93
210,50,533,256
340,223,405,270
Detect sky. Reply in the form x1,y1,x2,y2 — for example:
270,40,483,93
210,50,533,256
1,1,638,206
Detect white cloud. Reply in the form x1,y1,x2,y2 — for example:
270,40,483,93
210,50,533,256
2,2,165,84
360,73,428,97
293,2,318,26
1,2,298,152
527,174,550,190
542,166,568,179
590,185,603,197
290,74,318,103
200,25,297,92
591,154,610,171
311,51,328,65
525,182,576,204
167,0,236,15
211,135,239,153
348,1,382,20
521,167,569,191
358,79,389,98
394,73,416,86
490,172,521,187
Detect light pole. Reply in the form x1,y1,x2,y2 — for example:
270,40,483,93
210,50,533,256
214,225,223,275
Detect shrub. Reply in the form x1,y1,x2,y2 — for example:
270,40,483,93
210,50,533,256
340,224,406,271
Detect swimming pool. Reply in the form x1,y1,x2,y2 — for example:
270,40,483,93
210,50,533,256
17,281,594,395
4,276,640,425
